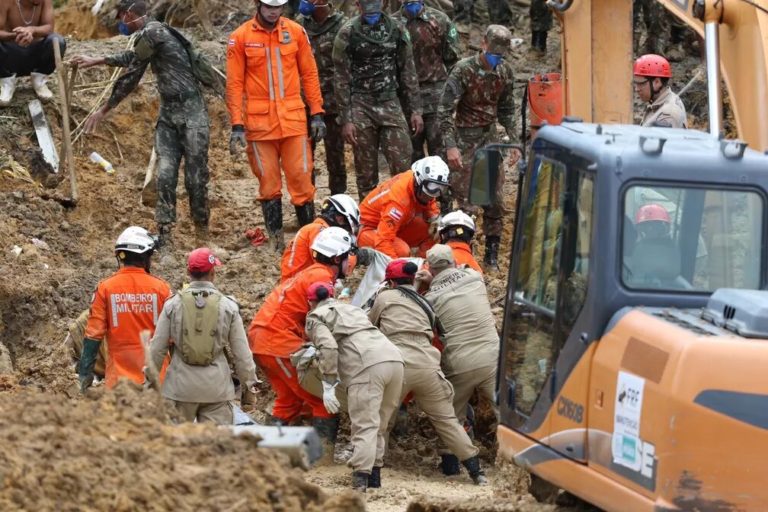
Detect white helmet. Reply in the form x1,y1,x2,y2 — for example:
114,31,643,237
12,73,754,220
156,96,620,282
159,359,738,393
321,194,360,234
115,226,156,254
259,0,289,6
439,210,476,233
412,156,450,197
311,226,353,258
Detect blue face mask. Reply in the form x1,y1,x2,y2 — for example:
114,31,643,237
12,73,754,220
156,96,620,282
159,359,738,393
298,0,316,16
363,12,381,25
484,52,502,70
118,21,132,36
404,1,422,16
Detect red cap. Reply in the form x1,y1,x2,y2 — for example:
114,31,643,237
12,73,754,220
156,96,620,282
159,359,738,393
187,248,222,273
635,203,671,224
384,259,418,280
307,281,334,301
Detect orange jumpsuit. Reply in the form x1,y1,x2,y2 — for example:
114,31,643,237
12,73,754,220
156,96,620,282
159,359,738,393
280,217,328,282
248,262,337,421
84,267,172,389
226,16,324,205
447,240,482,273
358,170,440,258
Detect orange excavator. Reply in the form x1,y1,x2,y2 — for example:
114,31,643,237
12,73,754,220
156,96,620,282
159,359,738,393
471,1,768,510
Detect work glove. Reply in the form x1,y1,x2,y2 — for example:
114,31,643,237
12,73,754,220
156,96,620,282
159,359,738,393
310,114,327,141
142,366,155,391
428,217,441,240
321,380,341,414
355,246,376,266
229,125,246,156
78,338,101,393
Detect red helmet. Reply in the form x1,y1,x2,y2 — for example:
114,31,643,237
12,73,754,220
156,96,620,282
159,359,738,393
635,203,671,224
384,259,418,280
633,54,672,78
307,281,334,301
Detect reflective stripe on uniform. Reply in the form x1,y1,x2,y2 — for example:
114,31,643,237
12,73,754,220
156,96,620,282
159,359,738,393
275,357,293,378
251,142,265,175
274,47,285,99
367,189,389,205
152,293,158,325
110,293,119,327
302,138,308,173
266,47,275,100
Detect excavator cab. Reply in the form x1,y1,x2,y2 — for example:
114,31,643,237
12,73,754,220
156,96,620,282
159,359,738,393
471,122,768,510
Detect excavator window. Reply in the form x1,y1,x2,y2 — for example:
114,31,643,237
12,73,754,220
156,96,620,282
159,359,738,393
622,185,764,292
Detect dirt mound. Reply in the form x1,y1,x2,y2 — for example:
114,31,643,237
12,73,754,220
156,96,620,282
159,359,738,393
0,382,364,511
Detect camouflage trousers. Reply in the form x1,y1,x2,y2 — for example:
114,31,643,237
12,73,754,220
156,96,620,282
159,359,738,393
312,113,347,195
411,112,444,163
350,96,413,200
452,125,505,237
155,93,210,227
530,0,553,32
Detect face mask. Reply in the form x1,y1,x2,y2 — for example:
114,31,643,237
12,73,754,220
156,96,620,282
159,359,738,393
118,21,131,35
404,1,422,16
484,51,503,70
363,12,381,25
298,0,316,16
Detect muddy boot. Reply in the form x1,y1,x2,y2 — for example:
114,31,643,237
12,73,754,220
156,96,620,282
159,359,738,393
352,471,369,492
312,416,339,444
531,30,547,54
439,454,461,476
368,466,382,488
261,199,285,253
392,403,409,437
157,223,173,250
483,235,500,271
194,222,209,245
295,201,315,227
462,456,488,486
266,414,287,426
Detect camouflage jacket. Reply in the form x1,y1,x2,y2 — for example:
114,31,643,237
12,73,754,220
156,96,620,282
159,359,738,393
104,20,200,109
392,6,460,114
437,54,515,149
333,14,422,125
302,12,348,115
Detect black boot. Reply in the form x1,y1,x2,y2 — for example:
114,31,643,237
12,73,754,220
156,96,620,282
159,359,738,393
352,471,369,492
368,466,382,488
462,456,488,486
483,235,500,271
312,416,339,444
295,201,315,227
157,223,173,250
439,454,461,476
261,199,284,253
532,30,547,53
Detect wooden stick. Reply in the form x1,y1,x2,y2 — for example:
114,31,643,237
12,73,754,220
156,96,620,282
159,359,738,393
67,63,78,107
54,42,77,202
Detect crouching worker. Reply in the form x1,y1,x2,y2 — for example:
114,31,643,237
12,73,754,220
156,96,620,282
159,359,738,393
150,248,258,425
305,282,404,492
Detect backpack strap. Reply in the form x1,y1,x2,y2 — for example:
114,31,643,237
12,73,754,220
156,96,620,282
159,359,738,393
395,285,444,337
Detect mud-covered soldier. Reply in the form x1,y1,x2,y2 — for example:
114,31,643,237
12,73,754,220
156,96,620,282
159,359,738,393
305,282,404,492
634,54,687,129
530,0,552,54
332,0,423,200
149,248,258,425
79,227,172,393
438,25,516,270
0,0,63,105
422,245,499,468
226,0,325,253
71,0,211,248
299,0,348,195
392,0,459,164
369,259,488,485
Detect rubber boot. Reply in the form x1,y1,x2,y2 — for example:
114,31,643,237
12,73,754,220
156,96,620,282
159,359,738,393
368,466,382,488
31,72,54,101
531,30,547,53
295,201,315,227
194,222,209,245
352,471,369,492
392,403,409,437
157,223,173,250
261,199,284,253
312,416,339,444
0,75,17,107
462,456,488,486
483,235,500,271
439,454,461,476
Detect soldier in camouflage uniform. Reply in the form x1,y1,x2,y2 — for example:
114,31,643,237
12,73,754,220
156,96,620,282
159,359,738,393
301,0,349,194
72,0,210,248
392,0,460,165
437,25,515,270
530,0,552,53
332,0,423,200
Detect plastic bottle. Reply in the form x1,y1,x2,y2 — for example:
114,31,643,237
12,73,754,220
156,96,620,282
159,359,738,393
89,152,115,174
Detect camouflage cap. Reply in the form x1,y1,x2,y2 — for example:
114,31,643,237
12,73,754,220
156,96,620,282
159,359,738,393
485,24,513,55
426,244,455,271
359,0,383,13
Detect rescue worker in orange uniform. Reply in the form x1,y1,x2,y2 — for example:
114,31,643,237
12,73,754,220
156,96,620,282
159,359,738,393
248,226,354,443
281,194,360,282
438,210,481,273
226,0,326,253
79,227,172,392
358,156,449,258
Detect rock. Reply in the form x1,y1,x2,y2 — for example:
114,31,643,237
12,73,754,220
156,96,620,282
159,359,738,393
11,191,24,201
18,244,40,262
160,254,178,268
31,238,50,251
60,221,71,231
0,342,13,375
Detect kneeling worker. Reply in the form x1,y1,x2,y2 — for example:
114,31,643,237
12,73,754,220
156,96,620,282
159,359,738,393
150,248,258,425
306,282,404,492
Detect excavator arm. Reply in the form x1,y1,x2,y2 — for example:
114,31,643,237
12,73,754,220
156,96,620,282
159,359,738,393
556,0,768,151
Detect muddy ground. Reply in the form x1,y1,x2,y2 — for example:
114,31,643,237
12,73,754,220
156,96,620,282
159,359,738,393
0,1,715,510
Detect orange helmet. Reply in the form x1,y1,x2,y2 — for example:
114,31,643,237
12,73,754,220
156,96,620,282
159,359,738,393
635,203,671,224
633,54,672,78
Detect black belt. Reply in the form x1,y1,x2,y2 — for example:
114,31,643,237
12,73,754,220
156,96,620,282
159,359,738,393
160,88,200,104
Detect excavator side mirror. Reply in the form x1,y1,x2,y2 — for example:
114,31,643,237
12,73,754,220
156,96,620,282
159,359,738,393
469,147,502,206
